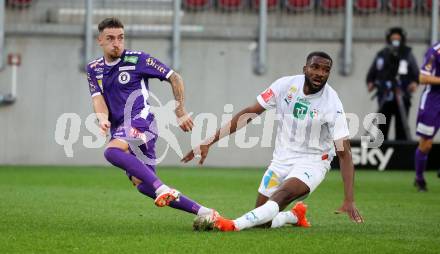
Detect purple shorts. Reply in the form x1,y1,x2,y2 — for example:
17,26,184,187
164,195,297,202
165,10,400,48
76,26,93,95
416,96,440,139
110,113,158,167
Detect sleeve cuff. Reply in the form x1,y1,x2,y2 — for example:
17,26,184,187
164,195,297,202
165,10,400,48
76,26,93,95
420,70,432,76
256,95,271,109
91,92,102,98
333,133,349,141
166,69,174,79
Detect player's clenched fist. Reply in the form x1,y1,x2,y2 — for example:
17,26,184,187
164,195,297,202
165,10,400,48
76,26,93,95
99,120,111,136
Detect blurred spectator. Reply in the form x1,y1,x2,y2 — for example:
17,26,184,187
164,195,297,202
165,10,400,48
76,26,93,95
366,27,419,140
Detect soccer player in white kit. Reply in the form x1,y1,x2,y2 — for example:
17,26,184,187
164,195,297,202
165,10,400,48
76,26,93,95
183,52,363,231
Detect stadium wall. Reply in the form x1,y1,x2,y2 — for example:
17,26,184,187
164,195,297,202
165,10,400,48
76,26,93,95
0,36,437,167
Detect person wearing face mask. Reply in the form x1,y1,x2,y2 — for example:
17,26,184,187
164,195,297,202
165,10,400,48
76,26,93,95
366,27,419,140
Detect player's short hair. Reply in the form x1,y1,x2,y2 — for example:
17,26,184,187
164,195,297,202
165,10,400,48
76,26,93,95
98,17,124,33
306,51,333,66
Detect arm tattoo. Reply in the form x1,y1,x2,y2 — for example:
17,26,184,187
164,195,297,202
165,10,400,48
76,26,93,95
169,72,185,109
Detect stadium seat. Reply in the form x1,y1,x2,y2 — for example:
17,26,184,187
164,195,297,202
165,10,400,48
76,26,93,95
285,0,314,12
218,0,247,11
422,0,439,12
387,0,415,13
6,0,33,8
251,0,279,11
183,0,212,10
319,0,346,12
354,0,381,13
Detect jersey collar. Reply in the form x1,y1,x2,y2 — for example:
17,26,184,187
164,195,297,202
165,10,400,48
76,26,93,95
104,50,126,66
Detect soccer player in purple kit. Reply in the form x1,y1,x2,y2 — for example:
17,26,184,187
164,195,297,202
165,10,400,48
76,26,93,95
414,42,440,192
86,17,218,220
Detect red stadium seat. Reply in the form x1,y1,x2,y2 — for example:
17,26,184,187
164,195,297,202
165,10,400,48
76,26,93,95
422,0,439,12
424,0,432,10
218,0,246,11
285,0,314,11
7,0,33,8
387,0,415,13
320,0,345,12
251,0,279,11
183,0,212,10
355,0,381,13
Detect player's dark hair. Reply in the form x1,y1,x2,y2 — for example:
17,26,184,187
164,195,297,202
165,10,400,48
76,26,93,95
98,17,124,33
386,27,406,45
306,51,333,65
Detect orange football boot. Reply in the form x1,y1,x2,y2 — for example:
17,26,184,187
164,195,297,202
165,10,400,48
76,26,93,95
214,216,237,232
292,201,311,228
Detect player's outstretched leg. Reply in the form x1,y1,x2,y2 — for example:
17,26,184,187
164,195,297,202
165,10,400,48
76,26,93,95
137,181,214,217
271,202,310,228
104,147,179,205
215,200,279,232
215,178,310,232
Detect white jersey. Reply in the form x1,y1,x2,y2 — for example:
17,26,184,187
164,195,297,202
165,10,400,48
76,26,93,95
256,75,349,165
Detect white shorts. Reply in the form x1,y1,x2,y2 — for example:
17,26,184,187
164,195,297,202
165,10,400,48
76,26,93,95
257,158,330,198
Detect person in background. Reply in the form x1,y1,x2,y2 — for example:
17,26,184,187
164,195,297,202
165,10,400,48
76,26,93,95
366,27,419,140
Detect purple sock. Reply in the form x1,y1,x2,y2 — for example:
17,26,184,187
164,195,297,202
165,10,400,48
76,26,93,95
104,147,163,190
137,183,201,215
415,148,428,181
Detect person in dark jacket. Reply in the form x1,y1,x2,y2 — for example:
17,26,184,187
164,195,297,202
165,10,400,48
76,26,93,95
366,27,419,140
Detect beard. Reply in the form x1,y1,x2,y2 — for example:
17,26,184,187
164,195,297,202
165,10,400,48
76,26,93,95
108,48,122,60
304,75,326,94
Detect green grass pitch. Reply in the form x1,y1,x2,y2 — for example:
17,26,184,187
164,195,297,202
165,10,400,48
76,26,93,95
1,166,439,253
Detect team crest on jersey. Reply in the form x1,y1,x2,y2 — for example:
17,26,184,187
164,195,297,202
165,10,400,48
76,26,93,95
284,94,293,104
118,71,131,84
309,109,318,119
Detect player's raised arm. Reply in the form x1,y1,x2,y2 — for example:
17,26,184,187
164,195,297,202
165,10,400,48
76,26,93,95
334,139,363,223
181,101,266,165
167,72,194,132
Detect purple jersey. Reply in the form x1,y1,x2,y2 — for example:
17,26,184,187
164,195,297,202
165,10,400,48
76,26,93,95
86,50,173,129
416,43,440,138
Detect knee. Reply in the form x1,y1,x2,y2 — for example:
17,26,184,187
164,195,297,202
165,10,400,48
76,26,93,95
272,187,310,209
270,189,297,208
418,139,433,154
104,147,117,162
104,147,124,165
130,176,143,187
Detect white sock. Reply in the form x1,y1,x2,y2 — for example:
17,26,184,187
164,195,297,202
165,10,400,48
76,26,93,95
233,200,279,231
197,206,212,216
271,211,298,228
155,184,170,196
